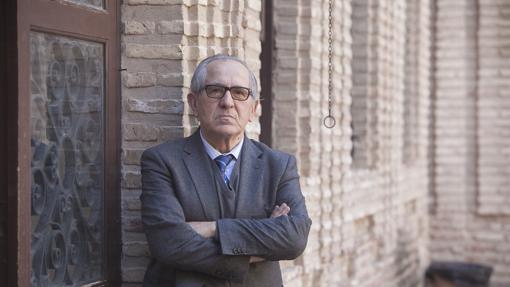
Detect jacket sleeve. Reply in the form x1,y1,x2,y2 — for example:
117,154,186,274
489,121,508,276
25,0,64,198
216,154,312,260
140,148,250,283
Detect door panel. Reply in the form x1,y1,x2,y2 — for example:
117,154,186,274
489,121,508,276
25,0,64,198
11,0,120,286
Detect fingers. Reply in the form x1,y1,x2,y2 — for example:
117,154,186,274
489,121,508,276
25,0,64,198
280,203,290,215
270,203,290,218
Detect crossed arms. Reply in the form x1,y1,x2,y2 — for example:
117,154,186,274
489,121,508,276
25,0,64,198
188,203,290,237
140,148,311,283
188,203,291,263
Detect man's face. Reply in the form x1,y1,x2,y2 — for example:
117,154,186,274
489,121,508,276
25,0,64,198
188,60,258,142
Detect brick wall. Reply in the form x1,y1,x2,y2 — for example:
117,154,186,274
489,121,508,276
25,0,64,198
120,0,262,284
271,0,350,285
272,0,431,286
430,0,510,286
477,0,510,216
345,0,430,285
116,0,510,286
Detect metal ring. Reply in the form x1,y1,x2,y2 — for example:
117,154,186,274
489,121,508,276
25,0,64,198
323,115,336,128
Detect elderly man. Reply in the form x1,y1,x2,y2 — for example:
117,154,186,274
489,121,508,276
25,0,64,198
140,54,311,287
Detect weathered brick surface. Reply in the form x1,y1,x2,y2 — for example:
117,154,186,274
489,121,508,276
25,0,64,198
123,21,156,35
125,44,183,60
477,1,510,217
431,1,510,286
272,0,430,286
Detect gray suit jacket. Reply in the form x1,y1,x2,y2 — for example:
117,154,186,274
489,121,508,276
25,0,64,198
140,130,312,287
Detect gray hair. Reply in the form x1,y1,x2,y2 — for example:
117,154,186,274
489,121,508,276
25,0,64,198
190,54,258,99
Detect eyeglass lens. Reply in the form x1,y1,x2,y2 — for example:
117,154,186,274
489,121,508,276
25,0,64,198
205,85,250,100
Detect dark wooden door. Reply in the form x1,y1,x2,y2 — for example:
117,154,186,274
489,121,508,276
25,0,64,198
1,0,11,285
6,0,120,286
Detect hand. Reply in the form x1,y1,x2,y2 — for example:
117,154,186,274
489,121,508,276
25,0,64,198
270,203,290,218
188,221,216,238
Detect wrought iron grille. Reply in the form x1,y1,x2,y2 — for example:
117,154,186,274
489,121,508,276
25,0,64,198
30,32,105,287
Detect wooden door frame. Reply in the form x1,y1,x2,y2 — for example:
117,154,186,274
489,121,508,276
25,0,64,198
5,0,21,285
6,0,121,286
2,0,16,286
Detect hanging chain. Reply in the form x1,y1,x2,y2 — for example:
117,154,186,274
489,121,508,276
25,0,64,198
323,0,336,128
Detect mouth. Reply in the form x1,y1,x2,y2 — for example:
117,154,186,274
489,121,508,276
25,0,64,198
216,115,237,125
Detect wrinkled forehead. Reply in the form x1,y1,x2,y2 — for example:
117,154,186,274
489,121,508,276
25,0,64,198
205,59,250,84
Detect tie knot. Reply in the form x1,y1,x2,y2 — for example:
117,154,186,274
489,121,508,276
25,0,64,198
215,154,234,173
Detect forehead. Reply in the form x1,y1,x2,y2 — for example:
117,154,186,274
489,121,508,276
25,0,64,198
205,60,250,84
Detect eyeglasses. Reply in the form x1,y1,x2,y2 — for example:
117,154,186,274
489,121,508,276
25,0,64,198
203,85,252,101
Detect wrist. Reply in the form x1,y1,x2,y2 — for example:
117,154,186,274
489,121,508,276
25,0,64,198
208,221,216,238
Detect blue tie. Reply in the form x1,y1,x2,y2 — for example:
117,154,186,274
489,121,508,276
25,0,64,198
214,154,235,185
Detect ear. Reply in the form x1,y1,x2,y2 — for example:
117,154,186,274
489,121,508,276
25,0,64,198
187,93,198,116
248,99,259,122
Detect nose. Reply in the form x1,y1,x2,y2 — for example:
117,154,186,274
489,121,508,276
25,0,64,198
219,89,235,108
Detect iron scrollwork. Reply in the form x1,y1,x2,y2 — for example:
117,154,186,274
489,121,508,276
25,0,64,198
30,32,104,287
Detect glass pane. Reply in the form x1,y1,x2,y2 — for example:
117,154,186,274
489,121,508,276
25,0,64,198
63,0,104,10
30,31,105,286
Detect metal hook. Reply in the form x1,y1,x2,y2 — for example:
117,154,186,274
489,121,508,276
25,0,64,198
323,115,336,128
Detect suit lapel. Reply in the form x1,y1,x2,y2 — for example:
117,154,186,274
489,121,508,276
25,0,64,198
182,130,220,219
234,137,263,217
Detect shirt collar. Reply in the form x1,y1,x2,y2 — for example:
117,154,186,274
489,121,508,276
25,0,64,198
200,129,244,160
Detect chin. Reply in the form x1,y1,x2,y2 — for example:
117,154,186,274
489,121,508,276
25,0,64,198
213,126,243,138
